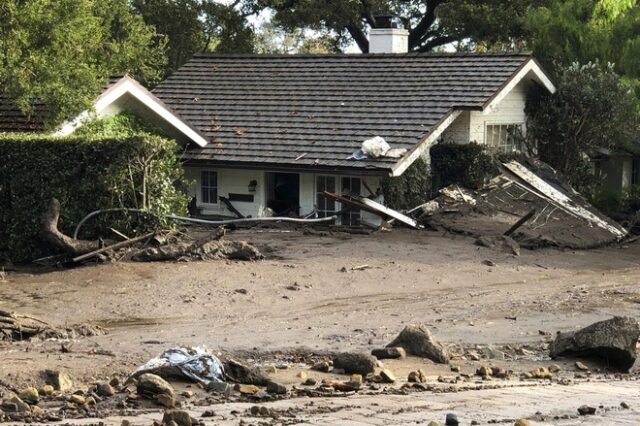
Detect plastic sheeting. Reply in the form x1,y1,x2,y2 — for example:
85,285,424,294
129,346,225,385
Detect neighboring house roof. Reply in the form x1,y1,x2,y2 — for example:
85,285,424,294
152,52,555,175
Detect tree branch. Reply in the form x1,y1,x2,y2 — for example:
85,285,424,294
416,35,456,52
408,0,444,49
346,24,369,53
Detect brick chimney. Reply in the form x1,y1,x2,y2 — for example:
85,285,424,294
369,15,409,54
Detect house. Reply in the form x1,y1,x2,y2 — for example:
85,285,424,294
0,27,556,224
593,147,640,193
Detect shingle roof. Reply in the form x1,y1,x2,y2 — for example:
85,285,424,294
152,52,534,173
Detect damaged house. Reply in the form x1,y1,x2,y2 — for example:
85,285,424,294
1,25,556,224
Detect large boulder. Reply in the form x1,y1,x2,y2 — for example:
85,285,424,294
332,353,377,375
549,316,640,372
136,373,175,404
386,324,449,364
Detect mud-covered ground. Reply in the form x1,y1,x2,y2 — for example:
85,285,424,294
2,228,640,425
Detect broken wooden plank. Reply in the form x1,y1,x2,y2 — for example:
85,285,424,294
504,209,536,236
72,231,156,263
218,196,245,219
352,195,421,229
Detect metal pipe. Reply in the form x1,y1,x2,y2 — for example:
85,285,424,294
73,208,149,240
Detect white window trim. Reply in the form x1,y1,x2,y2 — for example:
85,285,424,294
198,170,219,206
484,122,525,152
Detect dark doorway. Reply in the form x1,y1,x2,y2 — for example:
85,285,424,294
266,172,300,216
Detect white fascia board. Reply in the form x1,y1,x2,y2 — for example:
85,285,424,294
483,59,556,115
390,109,462,177
55,79,209,147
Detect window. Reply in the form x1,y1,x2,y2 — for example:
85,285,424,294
486,124,523,153
341,177,361,226
316,176,336,218
201,171,218,204
632,159,640,185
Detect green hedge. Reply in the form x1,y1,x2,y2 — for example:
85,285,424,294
382,157,431,211
0,133,188,262
430,142,497,190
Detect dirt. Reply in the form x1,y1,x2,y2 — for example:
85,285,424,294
2,228,640,424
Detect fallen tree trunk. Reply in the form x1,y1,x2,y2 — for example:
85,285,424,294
41,198,99,256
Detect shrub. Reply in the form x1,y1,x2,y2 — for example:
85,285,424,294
0,133,188,262
430,142,497,190
381,157,431,211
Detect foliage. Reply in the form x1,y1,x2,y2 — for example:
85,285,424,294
133,0,257,75
260,0,545,53
0,0,166,128
590,185,640,217
254,23,341,54
75,113,163,138
381,157,430,211
525,62,638,194
430,142,497,190
0,134,188,262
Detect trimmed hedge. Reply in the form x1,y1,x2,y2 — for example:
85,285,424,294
430,142,497,190
382,157,431,211
0,133,188,262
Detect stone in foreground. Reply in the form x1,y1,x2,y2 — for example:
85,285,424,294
332,353,377,375
549,316,640,372
387,324,449,364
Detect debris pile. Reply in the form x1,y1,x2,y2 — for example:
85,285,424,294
422,159,627,249
0,309,104,341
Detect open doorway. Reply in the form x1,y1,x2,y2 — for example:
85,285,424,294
265,172,300,216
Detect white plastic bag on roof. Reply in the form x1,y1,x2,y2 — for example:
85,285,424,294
361,136,391,158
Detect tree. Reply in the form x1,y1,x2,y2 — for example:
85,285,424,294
0,0,166,129
525,62,639,194
133,0,257,75
254,22,340,54
259,0,547,53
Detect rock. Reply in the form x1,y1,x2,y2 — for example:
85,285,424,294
482,259,496,267
237,384,261,395
303,378,317,386
481,347,506,360
96,382,116,397
514,420,531,426
380,369,396,383
331,380,361,392
8,396,31,413
476,366,492,377
166,421,178,426
266,381,287,395
577,405,596,415
450,366,460,372
467,350,480,361
297,371,307,380
475,235,520,256
549,364,561,373
491,367,509,379
311,361,331,372
201,409,216,417
265,366,277,374
137,374,175,399
351,374,363,384
549,316,640,372
40,385,54,396
225,359,270,386
121,421,132,426
162,410,194,426
529,367,552,379
181,390,194,398
621,401,630,409
44,369,73,391
386,324,449,364
332,353,377,375
371,347,406,360
575,361,589,371
155,393,176,408
408,370,426,383
427,422,441,426
445,412,459,425
19,387,39,404
69,394,85,405
206,381,232,396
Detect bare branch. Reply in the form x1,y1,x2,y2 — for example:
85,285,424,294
416,35,456,52
408,0,445,49
346,24,369,53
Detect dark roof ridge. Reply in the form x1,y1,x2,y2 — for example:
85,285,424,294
190,51,533,59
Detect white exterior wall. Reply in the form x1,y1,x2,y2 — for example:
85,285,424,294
186,166,384,221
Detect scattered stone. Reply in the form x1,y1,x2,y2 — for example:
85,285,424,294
380,369,396,383
514,420,531,426
577,405,596,415
491,367,509,379
621,401,630,409
121,420,132,426
330,380,361,392
264,366,277,374
386,324,449,364
467,350,480,361
201,409,216,417
476,366,492,377
371,347,406,360
332,353,377,375
44,369,73,391
475,235,520,256
96,382,116,397
137,374,175,399
303,378,317,386
549,316,640,372
155,393,176,408
445,412,459,425
482,259,496,267
408,370,426,383
427,422,441,426
297,371,307,380
8,396,31,413
162,410,194,426
529,367,552,379
266,381,287,395
575,361,589,371
351,374,363,384
450,366,460,373
481,347,506,360
40,385,54,396
69,394,86,405
19,387,39,404
311,361,331,372
225,359,270,386
206,381,232,396
549,364,561,373
237,384,261,395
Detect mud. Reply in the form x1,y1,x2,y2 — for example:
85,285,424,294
1,228,640,424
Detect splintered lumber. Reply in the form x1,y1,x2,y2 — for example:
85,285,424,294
219,196,245,219
72,231,156,263
504,209,537,236
41,199,100,256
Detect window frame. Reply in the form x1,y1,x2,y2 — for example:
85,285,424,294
485,122,524,153
200,170,219,205
315,175,337,218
